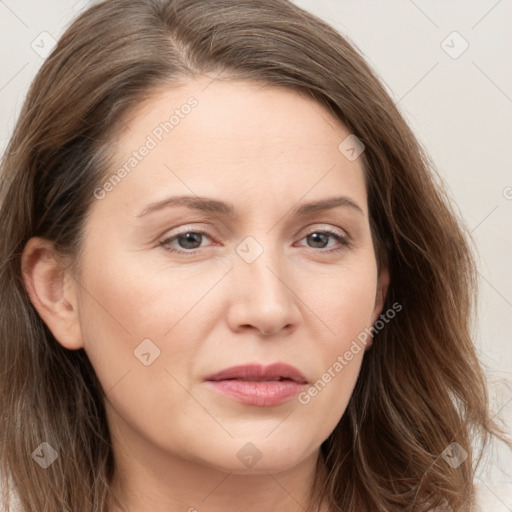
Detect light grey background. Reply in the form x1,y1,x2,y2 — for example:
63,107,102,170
1,1,511,509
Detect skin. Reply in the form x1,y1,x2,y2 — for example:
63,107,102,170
22,77,388,512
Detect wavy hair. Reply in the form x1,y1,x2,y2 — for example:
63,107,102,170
0,1,508,511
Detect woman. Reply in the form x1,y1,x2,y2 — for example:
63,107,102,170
0,1,508,511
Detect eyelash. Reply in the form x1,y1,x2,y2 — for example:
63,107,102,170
158,228,351,256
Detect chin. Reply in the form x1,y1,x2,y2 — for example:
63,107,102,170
189,437,318,475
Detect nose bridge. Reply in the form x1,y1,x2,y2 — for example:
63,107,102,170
229,233,299,334
237,235,289,303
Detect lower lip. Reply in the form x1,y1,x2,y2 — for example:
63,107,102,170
205,379,306,406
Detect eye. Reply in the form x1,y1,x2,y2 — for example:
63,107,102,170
159,227,350,256
159,230,213,254
296,229,350,252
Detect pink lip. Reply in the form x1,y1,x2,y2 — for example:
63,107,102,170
204,363,308,407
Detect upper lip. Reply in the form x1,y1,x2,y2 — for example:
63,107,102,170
204,363,308,384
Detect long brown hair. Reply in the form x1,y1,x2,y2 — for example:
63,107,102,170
0,1,508,511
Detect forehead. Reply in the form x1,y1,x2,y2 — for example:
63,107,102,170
115,77,354,160
93,78,368,218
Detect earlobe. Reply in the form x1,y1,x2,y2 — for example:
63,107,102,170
21,237,84,350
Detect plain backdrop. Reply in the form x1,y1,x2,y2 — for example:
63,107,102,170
1,0,511,509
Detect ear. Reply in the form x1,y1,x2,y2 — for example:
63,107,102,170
21,237,84,350
372,266,390,322
366,267,390,349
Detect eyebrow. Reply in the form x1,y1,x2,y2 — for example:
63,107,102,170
136,195,364,218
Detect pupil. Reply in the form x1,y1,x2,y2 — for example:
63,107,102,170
308,233,328,248
179,233,202,249
176,232,329,250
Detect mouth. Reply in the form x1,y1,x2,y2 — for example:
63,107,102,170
204,363,308,407
204,363,308,384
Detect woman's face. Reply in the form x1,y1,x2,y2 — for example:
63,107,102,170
64,78,387,474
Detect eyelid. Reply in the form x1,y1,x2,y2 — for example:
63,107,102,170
159,223,351,254
159,222,217,242
299,224,349,239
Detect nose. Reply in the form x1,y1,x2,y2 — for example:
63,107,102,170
226,244,301,337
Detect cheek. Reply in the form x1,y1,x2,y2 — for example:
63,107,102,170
77,244,215,338
295,345,363,452
74,250,176,392
302,255,379,339
295,315,371,448
75,253,207,451
294,257,377,430
75,244,232,422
